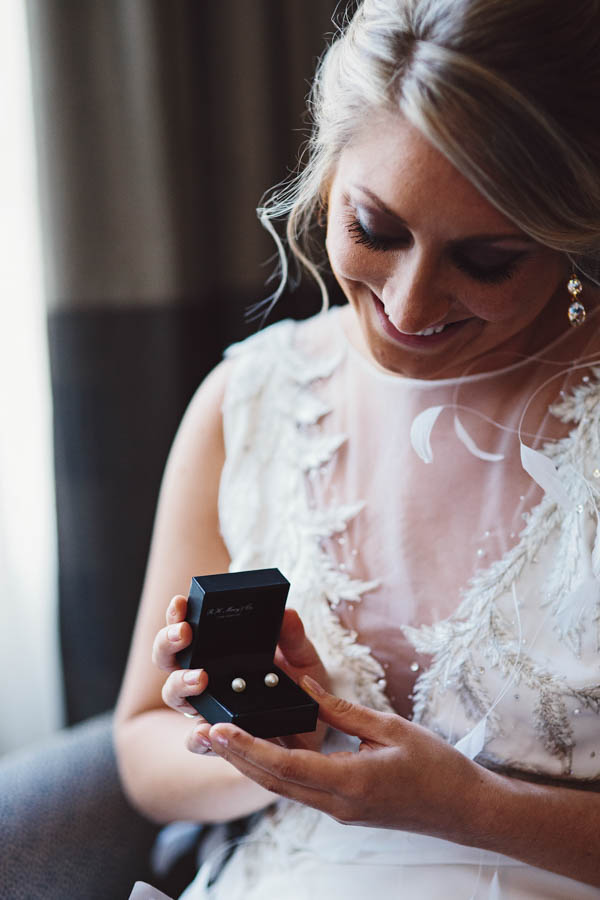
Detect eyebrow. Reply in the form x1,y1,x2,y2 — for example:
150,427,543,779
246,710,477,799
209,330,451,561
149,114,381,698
353,185,536,245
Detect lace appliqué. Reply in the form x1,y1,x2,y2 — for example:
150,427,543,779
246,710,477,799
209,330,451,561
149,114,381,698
404,372,600,778
219,319,393,714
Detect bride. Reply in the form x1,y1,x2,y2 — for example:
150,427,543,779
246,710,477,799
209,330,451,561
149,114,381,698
115,1,600,896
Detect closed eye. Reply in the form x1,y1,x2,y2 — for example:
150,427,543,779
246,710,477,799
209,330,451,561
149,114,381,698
450,249,529,284
345,213,531,285
345,216,409,252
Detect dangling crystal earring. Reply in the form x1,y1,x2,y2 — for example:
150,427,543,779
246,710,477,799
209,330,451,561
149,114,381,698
567,273,586,327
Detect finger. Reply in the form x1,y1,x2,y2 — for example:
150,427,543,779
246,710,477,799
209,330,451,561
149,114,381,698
152,620,193,671
208,725,341,814
187,721,216,756
277,610,322,670
208,723,345,794
279,732,313,751
187,724,285,755
166,594,187,626
301,676,402,745
162,668,209,715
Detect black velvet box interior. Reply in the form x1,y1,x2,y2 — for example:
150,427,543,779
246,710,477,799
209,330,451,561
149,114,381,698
176,568,318,738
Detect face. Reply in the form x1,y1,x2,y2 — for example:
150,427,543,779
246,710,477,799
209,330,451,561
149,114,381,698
325,112,567,379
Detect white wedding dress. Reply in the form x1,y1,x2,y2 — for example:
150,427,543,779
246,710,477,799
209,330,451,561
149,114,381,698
134,304,600,899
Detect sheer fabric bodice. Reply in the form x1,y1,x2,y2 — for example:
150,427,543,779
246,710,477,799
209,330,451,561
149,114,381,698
219,304,600,782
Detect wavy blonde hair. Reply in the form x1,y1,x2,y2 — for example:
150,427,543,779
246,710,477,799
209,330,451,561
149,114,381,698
255,0,600,316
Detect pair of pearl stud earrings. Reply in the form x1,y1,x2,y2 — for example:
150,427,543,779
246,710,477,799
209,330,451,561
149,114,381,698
231,673,279,692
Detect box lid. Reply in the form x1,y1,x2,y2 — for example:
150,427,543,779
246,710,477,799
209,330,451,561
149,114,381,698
182,568,290,675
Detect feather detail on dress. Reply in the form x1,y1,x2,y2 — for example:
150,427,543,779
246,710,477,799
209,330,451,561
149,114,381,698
454,415,504,462
520,443,572,510
410,405,444,463
591,519,600,580
488,870,501,900
453,715,487,759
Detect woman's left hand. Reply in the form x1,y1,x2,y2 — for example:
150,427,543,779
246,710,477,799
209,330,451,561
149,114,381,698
270,610,331,753
201,677,491,839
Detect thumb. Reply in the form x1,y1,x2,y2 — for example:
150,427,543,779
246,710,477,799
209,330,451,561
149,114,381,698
278,609,322,670
300,675,400,745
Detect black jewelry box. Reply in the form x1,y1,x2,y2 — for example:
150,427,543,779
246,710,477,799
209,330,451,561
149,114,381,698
176,568,318,738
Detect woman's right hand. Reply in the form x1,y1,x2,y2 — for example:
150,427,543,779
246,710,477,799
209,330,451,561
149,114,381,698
153,596,331,755
152,594,208,718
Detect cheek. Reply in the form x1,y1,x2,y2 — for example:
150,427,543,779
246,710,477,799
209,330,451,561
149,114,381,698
460,287,526,324
456,265,563,324
326,229,381,285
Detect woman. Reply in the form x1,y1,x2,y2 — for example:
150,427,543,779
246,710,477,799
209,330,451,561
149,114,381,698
115,0,600,896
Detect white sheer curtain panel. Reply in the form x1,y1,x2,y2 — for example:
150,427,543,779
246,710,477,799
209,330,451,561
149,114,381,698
0,0,63,754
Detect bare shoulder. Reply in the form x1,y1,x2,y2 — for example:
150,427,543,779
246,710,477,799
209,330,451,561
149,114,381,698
173,356,232,459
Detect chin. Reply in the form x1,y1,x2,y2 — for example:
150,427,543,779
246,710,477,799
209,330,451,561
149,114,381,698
358,310,446,378
366,332,439,378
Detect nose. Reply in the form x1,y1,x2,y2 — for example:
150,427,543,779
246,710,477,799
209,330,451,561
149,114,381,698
380,254,450,334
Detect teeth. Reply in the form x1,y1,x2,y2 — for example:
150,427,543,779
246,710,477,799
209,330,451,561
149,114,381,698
415,324,447,336
380,302,450,336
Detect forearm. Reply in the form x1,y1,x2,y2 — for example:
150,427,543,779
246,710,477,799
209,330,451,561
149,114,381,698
203,681,600,889
467,766,600,886
114,709,275,824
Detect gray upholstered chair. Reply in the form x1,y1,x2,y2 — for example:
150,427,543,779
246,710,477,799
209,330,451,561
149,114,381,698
0,713,162,899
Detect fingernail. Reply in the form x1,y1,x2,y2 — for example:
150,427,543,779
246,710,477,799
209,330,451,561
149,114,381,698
167,624,181,641
213,734,229,748
301,675,325,696
196,735,212,750
183,669,201,685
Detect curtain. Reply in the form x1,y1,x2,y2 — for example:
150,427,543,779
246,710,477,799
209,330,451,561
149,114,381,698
25,0,341,724
0,0,61,754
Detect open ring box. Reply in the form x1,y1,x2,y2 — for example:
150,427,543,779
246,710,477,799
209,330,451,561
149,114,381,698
176,568,319,738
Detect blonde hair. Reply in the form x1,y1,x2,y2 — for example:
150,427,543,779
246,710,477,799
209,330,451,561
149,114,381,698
255,0,600,317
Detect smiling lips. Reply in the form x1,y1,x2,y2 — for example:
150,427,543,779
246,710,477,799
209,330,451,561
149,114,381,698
373,293,469,347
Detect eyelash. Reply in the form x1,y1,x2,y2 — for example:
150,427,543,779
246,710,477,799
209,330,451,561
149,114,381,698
346,218,399,252
451,254,519,284
346,217,523,285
